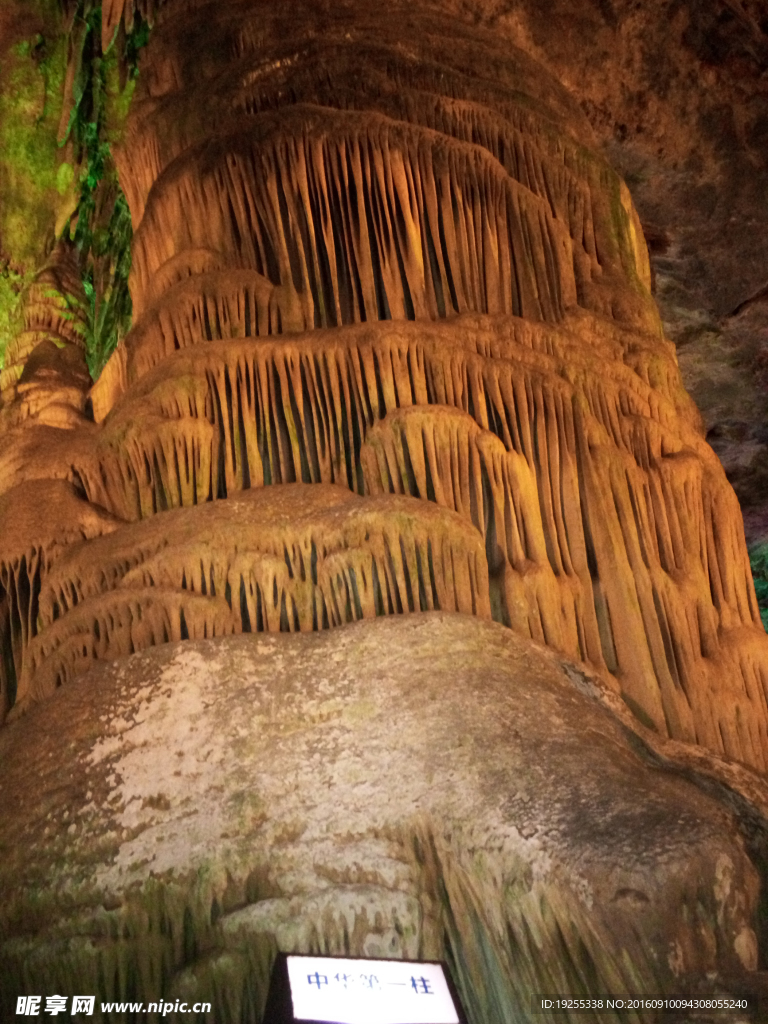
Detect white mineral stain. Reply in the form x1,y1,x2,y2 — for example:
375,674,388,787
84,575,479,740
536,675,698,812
87,625,552,902
733,926,758,970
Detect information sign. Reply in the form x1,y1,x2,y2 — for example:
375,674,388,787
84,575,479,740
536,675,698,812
263,953,468,1024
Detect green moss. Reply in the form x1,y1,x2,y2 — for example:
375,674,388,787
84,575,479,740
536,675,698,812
0,9,70,363
0,2,148,374
1,39,67,228
0,264,29,356
64,2,150,377
749,544,768,630
55,160,75,195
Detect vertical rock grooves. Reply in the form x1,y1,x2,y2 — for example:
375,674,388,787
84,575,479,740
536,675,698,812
1,0,768,772
0,243,90,425
17,484,490,705
127,110,575,333
0,480,121,723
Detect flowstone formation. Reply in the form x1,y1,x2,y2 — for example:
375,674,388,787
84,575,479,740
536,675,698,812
3,0,768,1020
2,614,767,1022
3,0,768,761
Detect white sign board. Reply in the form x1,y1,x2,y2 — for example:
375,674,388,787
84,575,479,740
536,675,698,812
286,955,461,1024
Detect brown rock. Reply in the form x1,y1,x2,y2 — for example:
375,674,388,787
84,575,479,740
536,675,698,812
2,2,768,1018
2,0,767,772
0,614,763,1020
11,484,490,709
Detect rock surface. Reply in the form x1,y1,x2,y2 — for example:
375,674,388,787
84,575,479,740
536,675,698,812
2,0,767,771
1,5,768,1021
0,613,764,1022
437,0,768,524
0,0,73,349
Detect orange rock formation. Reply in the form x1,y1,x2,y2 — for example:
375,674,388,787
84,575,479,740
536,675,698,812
2,0,768,773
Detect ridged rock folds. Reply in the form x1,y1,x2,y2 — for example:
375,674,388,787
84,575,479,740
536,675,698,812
1,0,767,775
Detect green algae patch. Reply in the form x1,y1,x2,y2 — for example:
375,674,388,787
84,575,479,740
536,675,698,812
0,5,70,363
0,263,28,362
0,1,149,373
0,23,68,262
749,543,768,631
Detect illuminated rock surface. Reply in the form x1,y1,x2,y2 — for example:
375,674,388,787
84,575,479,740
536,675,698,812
2,1,768,1019
3,0,768,762
1,614,766,1021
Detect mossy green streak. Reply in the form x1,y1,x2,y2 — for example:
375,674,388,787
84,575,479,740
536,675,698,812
0,3,69,361
750,543,768,631
0,1,148,377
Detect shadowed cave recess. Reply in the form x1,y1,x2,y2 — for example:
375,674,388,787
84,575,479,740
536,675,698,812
4,0,768,1021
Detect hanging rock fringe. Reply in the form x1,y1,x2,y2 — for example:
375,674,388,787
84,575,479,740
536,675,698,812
0,0,767,770
17,485,489,705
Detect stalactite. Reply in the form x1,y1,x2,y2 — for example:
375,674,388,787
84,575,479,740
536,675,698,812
100,0,162,50
1,0,767,772
361,404,601,666
0,479,121,722
359,401,768,764
115,6,652,337
0,302,757,762
124,109,574,338
0,243,90,423
76,315,703,522
13,484,489,708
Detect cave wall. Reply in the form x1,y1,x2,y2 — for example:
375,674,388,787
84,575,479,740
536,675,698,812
439,0,768,529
